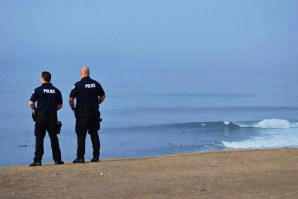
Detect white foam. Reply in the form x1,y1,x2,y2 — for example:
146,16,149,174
224,121,230,125
254,119,291,129
237,124,253,128
222,138,298,149
222,128,298,149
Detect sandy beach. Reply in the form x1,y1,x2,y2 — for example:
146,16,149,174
1,148,298,199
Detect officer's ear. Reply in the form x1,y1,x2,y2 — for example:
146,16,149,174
40,76,45,83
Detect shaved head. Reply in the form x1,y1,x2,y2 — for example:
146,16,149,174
80,66,90,78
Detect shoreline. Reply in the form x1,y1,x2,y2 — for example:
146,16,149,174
1,148,298,198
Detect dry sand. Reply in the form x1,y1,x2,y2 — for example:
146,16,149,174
1,148,298,199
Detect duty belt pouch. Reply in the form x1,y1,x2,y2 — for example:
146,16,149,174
57,121,62,134
98,112,102,130
32,110,37,122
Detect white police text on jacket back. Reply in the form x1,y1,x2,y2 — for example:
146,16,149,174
85,83,96,88
43,89,55,94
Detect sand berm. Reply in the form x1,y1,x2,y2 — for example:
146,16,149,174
1,148,298,199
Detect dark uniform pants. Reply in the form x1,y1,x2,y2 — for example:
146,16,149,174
34,110,62,163
75,106,100,159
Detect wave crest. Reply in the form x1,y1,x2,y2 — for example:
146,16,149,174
254,119,291,129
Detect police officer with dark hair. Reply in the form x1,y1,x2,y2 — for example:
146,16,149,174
69,66,105,163
29,71,64,166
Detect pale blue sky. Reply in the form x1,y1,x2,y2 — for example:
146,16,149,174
0,0,297,68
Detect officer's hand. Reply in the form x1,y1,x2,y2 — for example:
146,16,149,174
73,108,79,119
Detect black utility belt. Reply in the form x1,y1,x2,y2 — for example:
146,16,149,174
36,110,57,113
76,105,99,110
76,106,99,111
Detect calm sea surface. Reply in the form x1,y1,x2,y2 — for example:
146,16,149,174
1,60,298,167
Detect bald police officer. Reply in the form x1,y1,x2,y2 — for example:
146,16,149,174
29,71,64,166
69,66,105,163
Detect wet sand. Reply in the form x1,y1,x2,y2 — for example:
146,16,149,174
1,148,298,199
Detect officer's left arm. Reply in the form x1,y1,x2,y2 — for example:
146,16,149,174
69,97,75,110
29,89,38,110
29,101,36,110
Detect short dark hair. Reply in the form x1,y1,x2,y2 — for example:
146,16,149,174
42,71,51,82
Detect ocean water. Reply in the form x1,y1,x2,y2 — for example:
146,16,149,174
1,60,298,167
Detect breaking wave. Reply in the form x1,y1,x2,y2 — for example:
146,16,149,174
237,119,297,129
220,119,298,150
147,118,298,130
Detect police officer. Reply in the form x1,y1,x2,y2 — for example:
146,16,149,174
29,71,64,166
69,66,105,163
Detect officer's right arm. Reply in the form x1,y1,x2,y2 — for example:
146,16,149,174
98,95,105,105
97,83,105,105
56,90,63,111
57,104,62,111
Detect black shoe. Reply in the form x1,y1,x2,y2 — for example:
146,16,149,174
55,161,64,165
91,158,99,162
30,162,42,167
73,158,85,163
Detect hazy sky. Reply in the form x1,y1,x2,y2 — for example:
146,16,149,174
0,0,297,67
